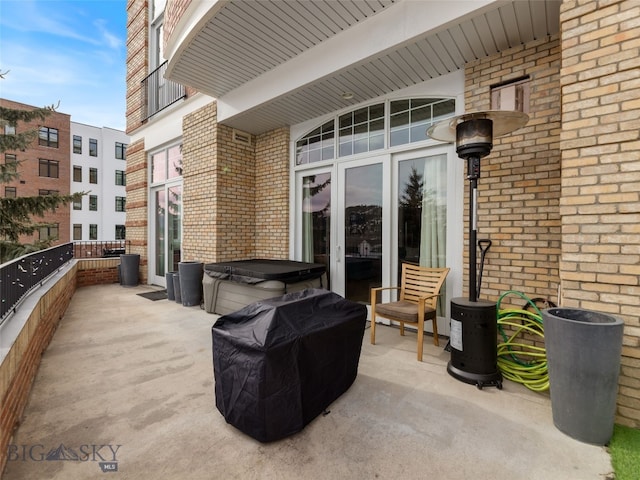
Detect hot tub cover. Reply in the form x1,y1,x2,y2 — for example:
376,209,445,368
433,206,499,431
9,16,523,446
211,288,367,442
204,259,326,284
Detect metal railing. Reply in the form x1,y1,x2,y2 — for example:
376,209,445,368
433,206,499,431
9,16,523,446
0,243,74,325
142,61,186,120
73,240,130,259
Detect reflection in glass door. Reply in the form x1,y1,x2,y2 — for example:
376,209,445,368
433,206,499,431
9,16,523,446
343,163,383,303
301,172,331,288
152,184,181,284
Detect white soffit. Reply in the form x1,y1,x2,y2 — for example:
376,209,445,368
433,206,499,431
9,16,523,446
165,0,561,135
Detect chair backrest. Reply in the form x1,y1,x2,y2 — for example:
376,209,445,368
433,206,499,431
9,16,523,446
399,263,450,308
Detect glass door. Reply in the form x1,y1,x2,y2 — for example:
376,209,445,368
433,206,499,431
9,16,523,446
335,157,389,303
150,182,182,286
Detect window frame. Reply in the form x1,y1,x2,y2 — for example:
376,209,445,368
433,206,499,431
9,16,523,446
89,195,98,211
73,224,82,240
115,224,126,240
89,138,98,157
89,168,98,184
115,170,126,186
115,196,126,212
73,165,82,182
89,224,98,240
5,186,16,198
73,135,82,154
39,159,59,178
115,142,127,160
38,127,59,148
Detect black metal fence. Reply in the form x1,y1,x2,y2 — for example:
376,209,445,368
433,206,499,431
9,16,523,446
142,61,186,120
0,243,74,326
73,240,130,259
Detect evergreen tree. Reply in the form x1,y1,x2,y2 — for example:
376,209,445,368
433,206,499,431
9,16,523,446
0,88,84,262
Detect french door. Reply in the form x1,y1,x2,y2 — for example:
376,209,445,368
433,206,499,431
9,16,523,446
150,182,182,286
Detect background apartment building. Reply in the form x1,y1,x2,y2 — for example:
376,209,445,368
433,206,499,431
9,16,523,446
0,98,129,247
70,122,128,242
1,98,72,245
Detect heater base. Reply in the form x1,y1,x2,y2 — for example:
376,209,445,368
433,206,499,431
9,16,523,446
447,363,503,390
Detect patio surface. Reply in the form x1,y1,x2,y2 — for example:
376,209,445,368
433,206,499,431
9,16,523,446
3,284,612,479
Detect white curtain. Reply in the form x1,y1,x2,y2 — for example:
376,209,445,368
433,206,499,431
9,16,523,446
419,154,447,312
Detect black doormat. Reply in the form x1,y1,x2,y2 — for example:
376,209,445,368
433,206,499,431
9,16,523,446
137,290,168,301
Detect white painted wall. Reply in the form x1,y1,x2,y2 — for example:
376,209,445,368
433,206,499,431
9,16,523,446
70,122,129,241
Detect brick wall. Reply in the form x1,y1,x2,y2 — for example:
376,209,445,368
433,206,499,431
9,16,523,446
164,0,192,45
0,264,77,474
125,139,148,283
0,99,72,245
465,36,562,308
76,258,120,286
125,0,149,134
255,128,290,258
560,0,640,427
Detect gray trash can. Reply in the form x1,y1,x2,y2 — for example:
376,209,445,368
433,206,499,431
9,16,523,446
178,261,203,307
542,307,624,445
120,254,140,287
165,271,177,301
173,273,182,304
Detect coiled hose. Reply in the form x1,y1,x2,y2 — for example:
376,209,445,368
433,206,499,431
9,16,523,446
497,291,550,392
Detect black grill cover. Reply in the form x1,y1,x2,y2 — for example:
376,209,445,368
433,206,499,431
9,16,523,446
211,289,367,442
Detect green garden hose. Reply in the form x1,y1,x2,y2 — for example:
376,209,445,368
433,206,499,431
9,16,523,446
497,291,550,392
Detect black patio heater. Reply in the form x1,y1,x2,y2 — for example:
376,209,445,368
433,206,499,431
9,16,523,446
427,111,528,389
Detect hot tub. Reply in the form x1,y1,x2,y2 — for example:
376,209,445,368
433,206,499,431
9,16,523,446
202,259,327,315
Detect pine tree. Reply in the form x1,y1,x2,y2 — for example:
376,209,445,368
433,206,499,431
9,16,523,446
0,89,84,263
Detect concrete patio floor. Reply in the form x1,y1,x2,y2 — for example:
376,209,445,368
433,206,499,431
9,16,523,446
3,284,613,480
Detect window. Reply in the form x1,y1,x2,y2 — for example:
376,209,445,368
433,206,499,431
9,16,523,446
115,224,126,240
115,142,127,160
4,124,15,135
89,168,98,184
5,187,16,198
115,170,126,186
73,166,82,182
39,159,59,178
73,198,82,210
115,196,126,212
89,138,98,157
89,224,98,240
38,189,58,195
38,224,59,241
73,224,82,240
296,120,335,165
339,104,385,157
389,98,455,147
73,135,82,154
38,127,58,148
4,154,17,174
89,195,98,211
151,144,182,182
5,153,16,163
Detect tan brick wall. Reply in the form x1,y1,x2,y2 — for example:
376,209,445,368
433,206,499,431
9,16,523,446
125,139,148,283
465,36,562,307
164,0,191,46
0,264,77,473
0,98,72,245
255,128,290,258
560,0,640,427
125,0,149,134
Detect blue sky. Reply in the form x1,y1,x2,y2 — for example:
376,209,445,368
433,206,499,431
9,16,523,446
0,0,128,130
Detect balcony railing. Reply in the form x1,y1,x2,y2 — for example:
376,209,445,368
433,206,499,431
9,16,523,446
0,243,74,325
142,61,186,120
73,240,130,259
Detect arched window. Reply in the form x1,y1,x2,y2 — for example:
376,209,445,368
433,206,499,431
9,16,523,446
295,98,455,165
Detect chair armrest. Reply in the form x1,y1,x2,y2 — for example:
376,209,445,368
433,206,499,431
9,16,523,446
371,286,400,303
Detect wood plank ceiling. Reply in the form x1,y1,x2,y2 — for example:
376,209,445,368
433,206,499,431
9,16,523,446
166,0,561,135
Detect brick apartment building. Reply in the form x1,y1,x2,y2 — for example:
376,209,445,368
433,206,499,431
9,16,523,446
1,98,72,245
126,0,640,427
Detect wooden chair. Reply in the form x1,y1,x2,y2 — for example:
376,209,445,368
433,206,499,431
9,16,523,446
370,264,450,361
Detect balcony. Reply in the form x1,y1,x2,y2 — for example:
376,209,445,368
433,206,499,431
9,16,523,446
142,61,186,121
0,266,612,477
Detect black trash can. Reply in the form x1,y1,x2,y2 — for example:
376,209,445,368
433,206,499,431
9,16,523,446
542,307,624,445
173,273,182,304
178,261,203,306
212,289,367,442
165,271,177,301
120,254,140,287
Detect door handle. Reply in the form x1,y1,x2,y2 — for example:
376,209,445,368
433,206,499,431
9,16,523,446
336,245,341,263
